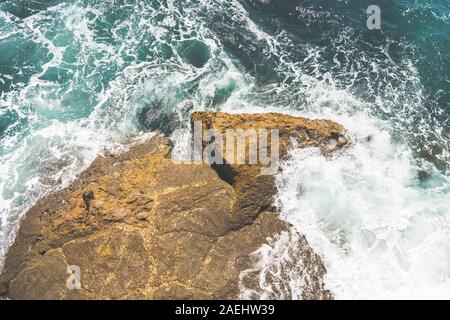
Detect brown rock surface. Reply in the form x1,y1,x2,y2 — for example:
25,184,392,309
191,112,351,227
0,112,350,300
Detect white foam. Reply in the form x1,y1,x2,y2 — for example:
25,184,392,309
275,112,450,299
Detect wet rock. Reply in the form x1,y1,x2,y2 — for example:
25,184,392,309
138,99,195,136
418,170,430,182
139,105,180,136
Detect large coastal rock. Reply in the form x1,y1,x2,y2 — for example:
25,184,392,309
191,112,350,227
0,112,350,300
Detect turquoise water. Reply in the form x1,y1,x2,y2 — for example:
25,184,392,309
0,0,449,298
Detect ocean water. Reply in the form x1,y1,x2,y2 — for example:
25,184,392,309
0,0,449,299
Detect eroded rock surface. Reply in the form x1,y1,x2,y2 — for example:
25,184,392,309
0,112,350,300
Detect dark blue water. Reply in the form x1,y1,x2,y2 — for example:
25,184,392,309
0,0,449,298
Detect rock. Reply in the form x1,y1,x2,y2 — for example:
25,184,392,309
8,249,69,300
138,102,180,135
0,112,350,300
138,99,194,136
191,111,351,228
